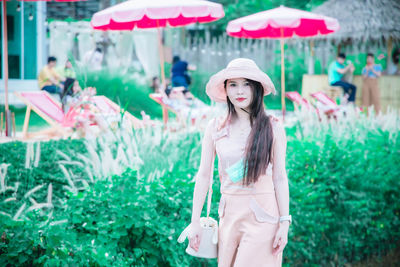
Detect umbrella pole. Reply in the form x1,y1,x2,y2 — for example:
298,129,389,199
2,1,11,137
280,36,286,121
156,21,166,89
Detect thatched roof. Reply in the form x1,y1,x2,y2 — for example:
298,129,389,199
312,0,400,42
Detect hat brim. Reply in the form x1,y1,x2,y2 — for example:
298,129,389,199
206,67,276,103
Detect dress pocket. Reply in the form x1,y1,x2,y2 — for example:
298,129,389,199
218,195,226,218
249,196,279,224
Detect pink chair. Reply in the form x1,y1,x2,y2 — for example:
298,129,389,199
285,91,314,111
286,91,342,120
91,96,145,129
15,91,68,139
310,91,341,116
149,93,208,127
149,93,179,125
15,91,145,139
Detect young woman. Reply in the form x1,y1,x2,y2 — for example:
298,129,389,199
188,58,291,266
61,78,83,113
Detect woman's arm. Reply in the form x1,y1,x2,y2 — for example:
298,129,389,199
371,66,382,77
191,119,216,223
362,67,368,79
336,64,352,74
271,119,290,226
188,64,197,71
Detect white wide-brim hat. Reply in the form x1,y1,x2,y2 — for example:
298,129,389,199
206,58,276,103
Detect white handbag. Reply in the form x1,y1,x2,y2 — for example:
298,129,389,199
178,144,218,259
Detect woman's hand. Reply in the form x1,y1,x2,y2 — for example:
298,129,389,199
188,221,203,252
272,222,289,256
269,115,280,123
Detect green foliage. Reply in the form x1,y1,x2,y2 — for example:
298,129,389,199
1,110,400,265
286,122,400,265
0,139,87,202
0,130,218,266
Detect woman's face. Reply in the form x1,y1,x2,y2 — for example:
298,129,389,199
226,78,253,109
65,60,72,69
73,81,82,94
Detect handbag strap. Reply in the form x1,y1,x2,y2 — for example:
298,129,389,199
206,141,215,221
206,120,217,221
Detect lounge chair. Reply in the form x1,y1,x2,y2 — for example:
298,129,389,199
149,93,209,126
14,91,145,139
285,91,314,111
310,91,342,116
286,91,344,120
149,93,179,125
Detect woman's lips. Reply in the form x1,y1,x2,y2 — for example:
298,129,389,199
236,97,246,102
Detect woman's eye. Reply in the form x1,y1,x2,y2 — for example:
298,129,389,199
244,82,250,86
229,83,236,87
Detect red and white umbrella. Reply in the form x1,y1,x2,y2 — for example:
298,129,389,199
227,5,339,117
91,0,224,86
2,0,86,137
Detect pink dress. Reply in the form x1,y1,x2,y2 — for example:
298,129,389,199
211,117,283,267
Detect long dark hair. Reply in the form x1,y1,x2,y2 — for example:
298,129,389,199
173,55,180,65
61,78,75,98
225,79,274,186
61,78,76,112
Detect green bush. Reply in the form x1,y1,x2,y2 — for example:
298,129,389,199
1,111,399,266
0,169,209,266
0,139,87,202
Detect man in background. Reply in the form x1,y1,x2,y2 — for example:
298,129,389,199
328,53,357,105
38,56,64,96
83,47,104,71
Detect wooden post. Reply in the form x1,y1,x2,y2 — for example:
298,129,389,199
387,36,393,69
162,106,169,126
0,112,3,136
156,20,166,89
11,112,16,138
280,28,286,120
308,40,315,74
22,105,32,139
310,40,315,57
2,1,10,137
180,27,186,46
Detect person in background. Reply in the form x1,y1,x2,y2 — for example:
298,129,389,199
362,53,382,115
83,47,104,70
151,76,174,98
38,56,64,96
387,48,400,75
328,53,357,105
58,59,76,80
171,55,196,98
61,78,82,113
150,76,208,125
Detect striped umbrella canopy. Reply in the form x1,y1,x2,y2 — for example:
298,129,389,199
227,5,339,118
90,0,224,87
